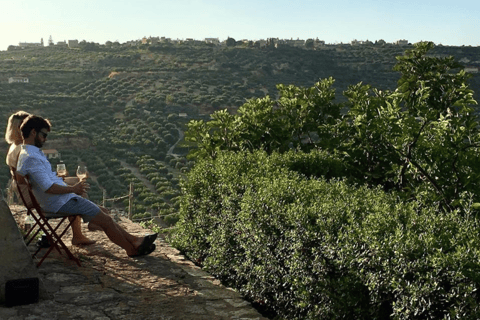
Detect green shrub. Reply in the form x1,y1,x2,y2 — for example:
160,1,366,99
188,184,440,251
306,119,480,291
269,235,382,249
172,150,480,319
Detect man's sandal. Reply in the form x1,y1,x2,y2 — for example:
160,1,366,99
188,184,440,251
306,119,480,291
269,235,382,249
129,244,156,258
129,233,158,258
143,233,158,245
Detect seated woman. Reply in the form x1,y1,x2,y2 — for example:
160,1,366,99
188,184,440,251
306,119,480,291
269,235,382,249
5,111,96,246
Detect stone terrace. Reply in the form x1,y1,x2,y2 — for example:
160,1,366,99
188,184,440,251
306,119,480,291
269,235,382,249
0,206,268,320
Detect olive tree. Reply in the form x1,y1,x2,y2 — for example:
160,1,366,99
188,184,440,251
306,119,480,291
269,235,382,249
336,42,479,208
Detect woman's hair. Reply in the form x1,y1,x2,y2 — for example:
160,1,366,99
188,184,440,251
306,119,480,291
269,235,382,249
5,111,30,144
20,115,51,140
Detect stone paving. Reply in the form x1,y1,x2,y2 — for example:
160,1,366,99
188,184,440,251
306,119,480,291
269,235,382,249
1,207,269,320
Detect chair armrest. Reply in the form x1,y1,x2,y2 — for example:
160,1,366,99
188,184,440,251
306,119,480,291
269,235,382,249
14,172,28,186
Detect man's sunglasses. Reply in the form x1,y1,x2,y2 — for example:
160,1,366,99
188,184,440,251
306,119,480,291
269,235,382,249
38,131,48,139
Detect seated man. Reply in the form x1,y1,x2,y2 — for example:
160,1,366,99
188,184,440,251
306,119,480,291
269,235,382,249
16,115,156,257
5,111,95,246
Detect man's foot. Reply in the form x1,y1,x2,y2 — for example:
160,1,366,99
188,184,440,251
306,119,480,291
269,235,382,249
72,237,96,246
143,233,158,245
128,234,158,257
129,244,156,258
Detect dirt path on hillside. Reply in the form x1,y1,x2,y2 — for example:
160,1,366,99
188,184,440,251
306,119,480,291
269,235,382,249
119,160,157,194
167,127,184,158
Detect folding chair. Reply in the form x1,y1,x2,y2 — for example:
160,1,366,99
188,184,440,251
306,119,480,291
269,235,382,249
10,167,82,267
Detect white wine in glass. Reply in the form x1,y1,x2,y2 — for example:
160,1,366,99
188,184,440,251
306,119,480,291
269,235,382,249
76,165,88,181
57,163,67,178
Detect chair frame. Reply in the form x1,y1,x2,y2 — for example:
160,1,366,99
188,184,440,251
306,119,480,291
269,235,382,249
10,167,81,267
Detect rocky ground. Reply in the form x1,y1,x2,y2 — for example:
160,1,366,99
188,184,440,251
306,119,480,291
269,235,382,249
1,206,269,320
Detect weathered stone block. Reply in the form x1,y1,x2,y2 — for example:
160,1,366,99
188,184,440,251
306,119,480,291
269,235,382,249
0,200,48,305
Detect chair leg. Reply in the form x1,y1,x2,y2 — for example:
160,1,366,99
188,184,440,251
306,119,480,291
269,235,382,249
24,214,42,245
33,216,82,267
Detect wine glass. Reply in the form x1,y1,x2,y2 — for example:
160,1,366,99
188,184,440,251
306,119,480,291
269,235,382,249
76,165,88,181
57,163,67,178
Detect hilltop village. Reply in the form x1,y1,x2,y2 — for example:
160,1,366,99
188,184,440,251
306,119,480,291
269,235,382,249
10,36,412,50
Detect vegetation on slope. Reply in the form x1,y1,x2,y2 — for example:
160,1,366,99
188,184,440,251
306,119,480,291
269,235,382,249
0,39,479,223
173,42,480,318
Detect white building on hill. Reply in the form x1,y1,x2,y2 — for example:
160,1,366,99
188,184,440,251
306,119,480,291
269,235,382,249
8,77,29,84
18,38,44,48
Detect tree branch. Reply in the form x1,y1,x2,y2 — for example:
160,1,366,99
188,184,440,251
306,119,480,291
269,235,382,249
399,120,429,189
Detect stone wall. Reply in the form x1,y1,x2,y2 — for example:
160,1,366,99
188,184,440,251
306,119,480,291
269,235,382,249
0,200,47,305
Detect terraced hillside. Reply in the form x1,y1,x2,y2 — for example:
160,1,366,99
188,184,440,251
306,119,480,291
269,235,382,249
1,41,479,225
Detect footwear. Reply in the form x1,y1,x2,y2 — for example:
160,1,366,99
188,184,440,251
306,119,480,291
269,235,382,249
36,235,51,248
128,234,158,258
143,233,158,245
139,233,158,250
129,244,156,258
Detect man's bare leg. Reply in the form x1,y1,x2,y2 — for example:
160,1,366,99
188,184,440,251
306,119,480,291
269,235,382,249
88,221,103,232
69,216,96,246
88,207,109,232
88,211,143,256
64,177,98,243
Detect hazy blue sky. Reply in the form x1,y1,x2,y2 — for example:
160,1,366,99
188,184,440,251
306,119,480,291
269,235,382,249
1,0,478,51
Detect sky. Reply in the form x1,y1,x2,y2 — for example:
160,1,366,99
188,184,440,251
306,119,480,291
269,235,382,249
0,0,479,51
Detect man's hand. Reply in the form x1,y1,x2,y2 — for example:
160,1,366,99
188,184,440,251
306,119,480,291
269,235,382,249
72,180,90,196
46,180,90,195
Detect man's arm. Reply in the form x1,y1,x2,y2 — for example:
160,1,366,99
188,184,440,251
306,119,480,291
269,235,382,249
20,156,88,196
46,181,88,196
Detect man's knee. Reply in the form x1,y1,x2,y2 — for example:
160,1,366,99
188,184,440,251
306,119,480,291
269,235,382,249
89,211,113,227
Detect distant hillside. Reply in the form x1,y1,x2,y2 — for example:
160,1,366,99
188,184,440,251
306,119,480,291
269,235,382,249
0,41,478,222
1,42,478,109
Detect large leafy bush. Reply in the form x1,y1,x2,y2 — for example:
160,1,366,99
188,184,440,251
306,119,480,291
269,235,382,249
173,150,480,319
174,42,480,319
185,42,480,209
